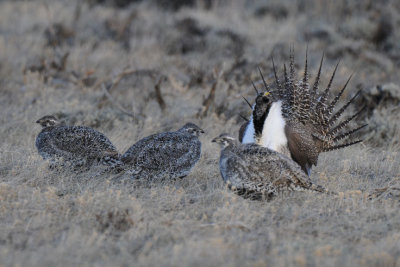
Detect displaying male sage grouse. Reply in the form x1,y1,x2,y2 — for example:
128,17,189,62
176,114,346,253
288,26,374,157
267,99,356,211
120,123,204,180
35,115,121,169
240,50,367,176
212,133,329,200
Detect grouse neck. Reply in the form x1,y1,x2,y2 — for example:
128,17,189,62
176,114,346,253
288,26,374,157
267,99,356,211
258,100,289,156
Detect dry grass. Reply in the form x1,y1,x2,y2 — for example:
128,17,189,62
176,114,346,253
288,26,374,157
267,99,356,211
1,0,400,266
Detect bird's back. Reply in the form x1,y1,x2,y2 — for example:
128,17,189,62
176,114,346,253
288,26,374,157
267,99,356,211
122,131,201,179
36,125,118,160
219,143,325,199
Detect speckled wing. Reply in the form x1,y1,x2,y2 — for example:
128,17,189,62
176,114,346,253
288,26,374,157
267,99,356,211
121,132,201,178
36,126,118,160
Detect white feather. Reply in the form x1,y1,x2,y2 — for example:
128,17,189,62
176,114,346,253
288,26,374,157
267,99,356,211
242,115,255,144
259,101,288,154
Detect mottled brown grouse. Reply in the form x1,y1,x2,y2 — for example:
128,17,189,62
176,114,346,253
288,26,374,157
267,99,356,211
120,123,204,180
213,133,329,200
35,115,121,169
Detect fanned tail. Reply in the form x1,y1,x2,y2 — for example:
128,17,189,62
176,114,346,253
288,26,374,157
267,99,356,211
253,47,366,161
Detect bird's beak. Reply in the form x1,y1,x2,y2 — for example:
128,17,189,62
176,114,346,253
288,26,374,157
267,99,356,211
200,129,205,134
211,137,218,143
35,120,40,124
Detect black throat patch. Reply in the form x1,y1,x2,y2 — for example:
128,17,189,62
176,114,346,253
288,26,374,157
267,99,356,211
253,102,271,136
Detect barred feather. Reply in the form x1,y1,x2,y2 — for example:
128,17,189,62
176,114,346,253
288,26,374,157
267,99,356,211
328,107,366,137
328,91,362,126
323,140,363,152
332,124,367,142
311,53,324,104
298,50,311,122
303,48,309,85
326,74,353,117
316,60,340,114
272,57,282,91
289,46,295,82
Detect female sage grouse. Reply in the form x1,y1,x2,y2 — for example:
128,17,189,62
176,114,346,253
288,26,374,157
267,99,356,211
240,49,367,176
212,133,329,200
35,115,121,169
120,123,204,180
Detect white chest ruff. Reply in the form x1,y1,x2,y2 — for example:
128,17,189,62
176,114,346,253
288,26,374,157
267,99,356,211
242,115,256,144
258,101,288,154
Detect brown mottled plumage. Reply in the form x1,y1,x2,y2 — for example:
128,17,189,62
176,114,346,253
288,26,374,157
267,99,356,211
212,134,331,200
35,115,122,169
120,123,204,181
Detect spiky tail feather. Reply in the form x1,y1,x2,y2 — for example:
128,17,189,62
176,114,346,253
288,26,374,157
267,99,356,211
323,139,363,152
332,124,367,142
316,60,340,114
242,96,252,109
328,90,362,126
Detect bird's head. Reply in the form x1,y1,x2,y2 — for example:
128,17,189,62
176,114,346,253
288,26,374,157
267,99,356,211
179,123,205,137
36,115,60,128
254,91,272,119
252,91,273,136
212,133,236,148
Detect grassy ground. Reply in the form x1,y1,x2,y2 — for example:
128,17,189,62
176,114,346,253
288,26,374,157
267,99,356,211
1,0,400,266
